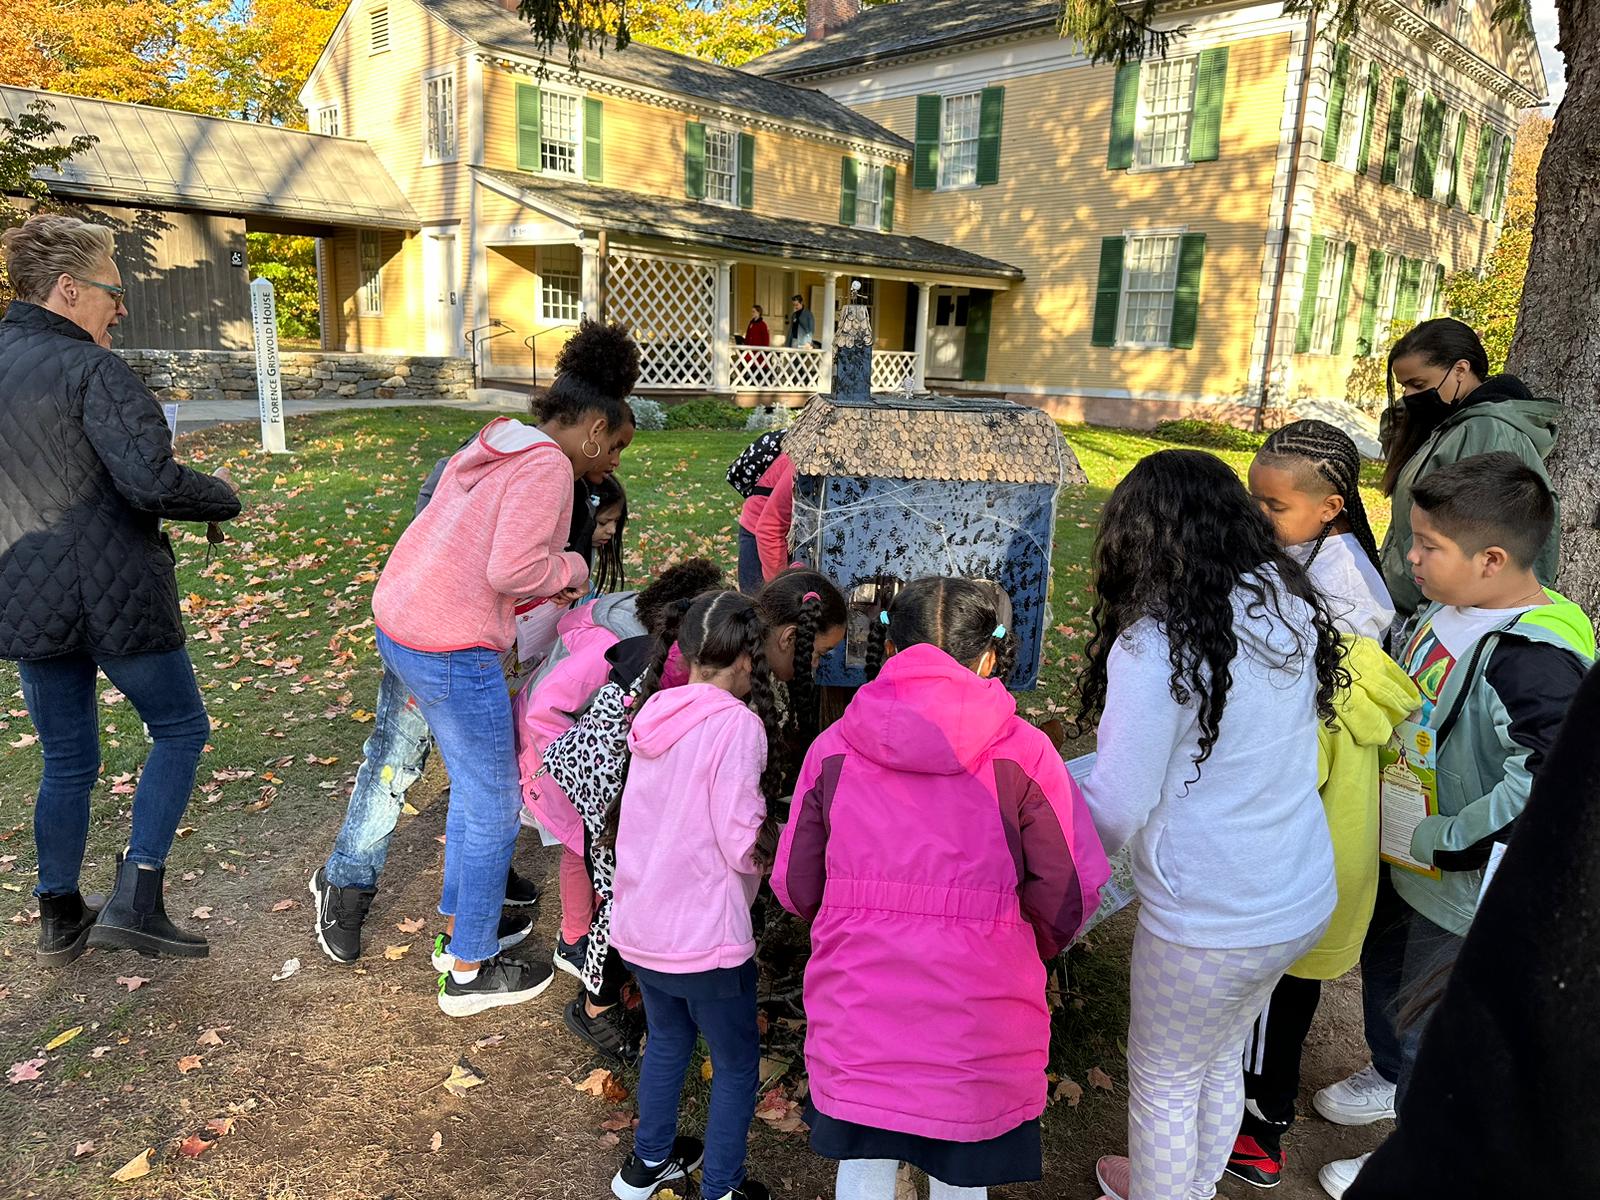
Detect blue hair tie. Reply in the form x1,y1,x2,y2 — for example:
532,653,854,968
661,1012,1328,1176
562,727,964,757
993,624,1006,639
878,611,890,627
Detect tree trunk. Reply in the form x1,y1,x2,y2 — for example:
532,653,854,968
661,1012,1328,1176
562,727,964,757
1506,0,1600,620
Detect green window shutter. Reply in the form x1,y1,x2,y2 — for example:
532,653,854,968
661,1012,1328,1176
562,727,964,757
839,156,858,225
1169,233,1207,350
583,97,603,182
1491,136,1512,220
914,94,941,189
1091,237,1125,347
1320,44,1351,162
1447,115,1469,206
1394,257,1422,324
880,165,896,232
1357,249,1385,356
684,121,706,200
1294,234,1327,355
976,86,1005,185
1356,68,1380,175
1380,77,1408,186
737,132,755,209
961,291,993,381
515,84,541,172
1413,94,1443,198
1469,124,1492,213
1330,241,1358,355
1107,62,1140,170
1188,47,1229,163
1432,263,1446,317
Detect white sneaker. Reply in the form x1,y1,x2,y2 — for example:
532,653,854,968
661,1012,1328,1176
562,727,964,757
1312,1064,1397,1125
1318,1152,1371,1199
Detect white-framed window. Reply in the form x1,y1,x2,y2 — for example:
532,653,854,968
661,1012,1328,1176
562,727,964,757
1309,238,1351,354
1481,129,1505,217
316,104,341,137
1336,57,1371,171
541,90,581,176
938,92,981,189
854,162,884,229
358,230,383,316
1454,0,1473,41
1135,55,1199,168
1418,261,1439,319
704,127,738,205
1435,111,1456,201
369,5,390,54
1375,251,1401,346
538,244,582,324
1118,232,1183,348
423,69,457,164
1395,91,1421,191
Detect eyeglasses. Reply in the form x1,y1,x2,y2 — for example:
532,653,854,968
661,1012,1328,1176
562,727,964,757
75,278,127,301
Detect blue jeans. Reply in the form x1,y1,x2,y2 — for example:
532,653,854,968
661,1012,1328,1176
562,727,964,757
323,664,433,889
737,526,763,596
18,647,211,896
631,959,760,1198
375,629,518,964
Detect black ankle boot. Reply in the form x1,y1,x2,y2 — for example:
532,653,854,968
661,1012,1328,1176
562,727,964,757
86,857,208,958
38,891,99,966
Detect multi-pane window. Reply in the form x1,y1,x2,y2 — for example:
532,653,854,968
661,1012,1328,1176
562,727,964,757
1418,262,1439,320
541,92,580,175
370,5,390,53
1135,56,1198,168
1310,239,1350,354
1481,131,1505,217
1375,252,1401,346
938,92,981,189
424,72,456,163
1435,112,1456,201
1119,233,1182,347
539,245,581,323
855,163,883,228
358,230,382,316
1336,58,1371,171
1395,92,1421,190
704,128,738,204
317,105,341,137
1454,0,1473,40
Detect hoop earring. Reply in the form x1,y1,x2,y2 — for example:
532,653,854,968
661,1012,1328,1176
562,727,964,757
581,437,602,460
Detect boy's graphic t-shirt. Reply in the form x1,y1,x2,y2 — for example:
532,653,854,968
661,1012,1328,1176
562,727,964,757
1400,603,1540,724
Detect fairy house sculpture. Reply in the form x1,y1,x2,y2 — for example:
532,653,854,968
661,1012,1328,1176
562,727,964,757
788,298,1084,690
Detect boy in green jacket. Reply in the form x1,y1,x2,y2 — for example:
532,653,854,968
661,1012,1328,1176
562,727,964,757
1318,453,1595,1199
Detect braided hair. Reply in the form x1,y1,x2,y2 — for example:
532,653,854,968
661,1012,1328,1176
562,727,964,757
1256,419,1381,571
869,577,1017,683
754,568,847,748
861,576,906,682
588,474,628,596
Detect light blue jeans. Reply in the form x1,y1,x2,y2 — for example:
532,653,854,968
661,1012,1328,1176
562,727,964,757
375,629,520,964
322,664,433,890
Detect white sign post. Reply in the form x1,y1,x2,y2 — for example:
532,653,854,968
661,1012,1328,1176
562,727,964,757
249,277,289,454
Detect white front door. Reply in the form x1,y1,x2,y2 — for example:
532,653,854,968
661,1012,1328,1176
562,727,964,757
423,229,462,356
927,287,969,379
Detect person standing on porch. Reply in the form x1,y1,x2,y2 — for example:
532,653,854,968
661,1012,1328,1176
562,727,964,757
788,295,815,349
745,306,770,347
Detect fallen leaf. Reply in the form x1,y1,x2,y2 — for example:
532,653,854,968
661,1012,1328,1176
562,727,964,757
352,709,376,723
271,957,300,981
270,899,296,912
658,1192,681,1200
45,1025,84,1051
204,1116,236,1137
8,733,37,748
429,1130,442,1153
90,1046,113,1059
191,906,213,920
574,1067,612,1097
196,1029,224,1048
73,1140,96,1158
175,826,196,839
597,1131,621,1147
699,1058,714,1082
1088,1066,1115,1091
603,1073,629,1103
1053,1078,1084,1107
753,1087,789,1121
758,1055,790,1085
395,916,426,934
382,943,411,960
178,1133,214,1158
442,1058,486,1098
472,1032,505,1050
895,1163,917,1200
7,1057,45,1084
115,976,148,992
177,1054,203,1074
599,1111,633,1132
111,1148,152,1182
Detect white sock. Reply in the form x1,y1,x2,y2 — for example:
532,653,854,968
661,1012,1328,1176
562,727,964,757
929,1178,986,1200
836,1158,899,1200
640,1155,664,1168
449,966,479,984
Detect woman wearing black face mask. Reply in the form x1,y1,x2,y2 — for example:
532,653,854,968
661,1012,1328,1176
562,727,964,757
1377,317,1561,622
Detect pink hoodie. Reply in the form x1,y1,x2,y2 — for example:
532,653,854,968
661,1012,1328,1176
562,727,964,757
772,644,1110,1142
373,419,588,653
514,632,620,853
610,684,768,974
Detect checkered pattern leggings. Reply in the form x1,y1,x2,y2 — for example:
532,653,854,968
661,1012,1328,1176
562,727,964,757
1126,921,1326,1200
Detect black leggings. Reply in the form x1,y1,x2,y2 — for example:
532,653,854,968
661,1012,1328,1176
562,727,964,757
591,945,630,1008
1240,972,1323,1153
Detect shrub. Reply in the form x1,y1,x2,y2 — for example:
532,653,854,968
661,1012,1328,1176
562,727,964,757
663,397,747,430
629,397,667,431
744,404,793,432
1149,418,1265,452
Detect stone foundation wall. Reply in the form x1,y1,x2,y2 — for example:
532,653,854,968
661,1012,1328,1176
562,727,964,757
117,349,473,403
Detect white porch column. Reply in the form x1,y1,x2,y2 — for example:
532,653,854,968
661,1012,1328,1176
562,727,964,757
818,273,839,389
712,260,733,392
913,282,932,391
580,237,600,320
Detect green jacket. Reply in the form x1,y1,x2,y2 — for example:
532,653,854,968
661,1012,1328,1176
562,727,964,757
1391,594,1595,935
1380,376,1561,620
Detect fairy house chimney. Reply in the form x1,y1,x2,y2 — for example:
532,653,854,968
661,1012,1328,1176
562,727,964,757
806,0,862,40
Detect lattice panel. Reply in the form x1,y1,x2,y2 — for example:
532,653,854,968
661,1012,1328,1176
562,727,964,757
606,253,717,389
732,346,824,392
870,351,920,393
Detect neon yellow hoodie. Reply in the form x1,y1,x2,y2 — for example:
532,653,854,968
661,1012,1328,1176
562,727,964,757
1289,636,1420,979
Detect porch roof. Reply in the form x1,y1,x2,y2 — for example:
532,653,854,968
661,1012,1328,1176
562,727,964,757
478,169,1024,283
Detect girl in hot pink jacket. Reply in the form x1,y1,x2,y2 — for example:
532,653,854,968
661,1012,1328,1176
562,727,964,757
773,577,1110,1199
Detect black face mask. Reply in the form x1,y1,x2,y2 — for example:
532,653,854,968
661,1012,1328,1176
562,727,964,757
1402,387,1452,429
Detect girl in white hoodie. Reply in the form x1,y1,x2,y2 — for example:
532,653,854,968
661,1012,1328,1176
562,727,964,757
1077,450,1346,1200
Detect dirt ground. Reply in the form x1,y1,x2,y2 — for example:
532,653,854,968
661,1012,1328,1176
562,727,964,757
0,760,1394,1200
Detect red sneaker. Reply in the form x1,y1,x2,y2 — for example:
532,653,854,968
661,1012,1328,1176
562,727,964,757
1226,1133,1285,1189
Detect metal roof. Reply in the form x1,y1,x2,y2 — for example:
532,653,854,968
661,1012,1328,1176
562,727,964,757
0,85,418,229
479,168,1023,281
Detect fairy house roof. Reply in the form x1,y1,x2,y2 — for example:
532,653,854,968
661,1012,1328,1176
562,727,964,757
784,394,1084,487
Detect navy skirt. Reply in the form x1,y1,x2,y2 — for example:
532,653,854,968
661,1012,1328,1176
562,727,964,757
804,1098,1042,1187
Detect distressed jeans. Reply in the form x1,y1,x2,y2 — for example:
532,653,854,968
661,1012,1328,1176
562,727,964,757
322,664,433,890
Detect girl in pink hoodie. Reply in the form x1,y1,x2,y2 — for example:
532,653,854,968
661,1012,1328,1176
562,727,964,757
370,321,638,1018
607,591,787,1200
773,577,1111,1200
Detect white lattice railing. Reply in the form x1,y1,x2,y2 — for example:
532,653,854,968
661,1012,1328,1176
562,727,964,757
731,346,825,392
606,252,717,390
870,350,921,393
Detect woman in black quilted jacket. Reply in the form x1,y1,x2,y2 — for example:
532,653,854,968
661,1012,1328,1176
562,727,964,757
0,214,241,964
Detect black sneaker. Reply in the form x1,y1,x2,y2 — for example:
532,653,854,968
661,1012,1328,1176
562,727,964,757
564,995,643,1064
504,866,540,907
309,868,374,964
611,1136,705,1200
430,912,534,971
436,956,555,1018
554,932,589,980
1225,1133,1284,1189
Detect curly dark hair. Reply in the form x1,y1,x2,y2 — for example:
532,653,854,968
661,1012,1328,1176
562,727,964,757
754,568,847,750
1073,449,1347,779
865,577,1016,683
1257,419,1381,570
533,318,640,432
588,474,628,596
634,557,725,637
